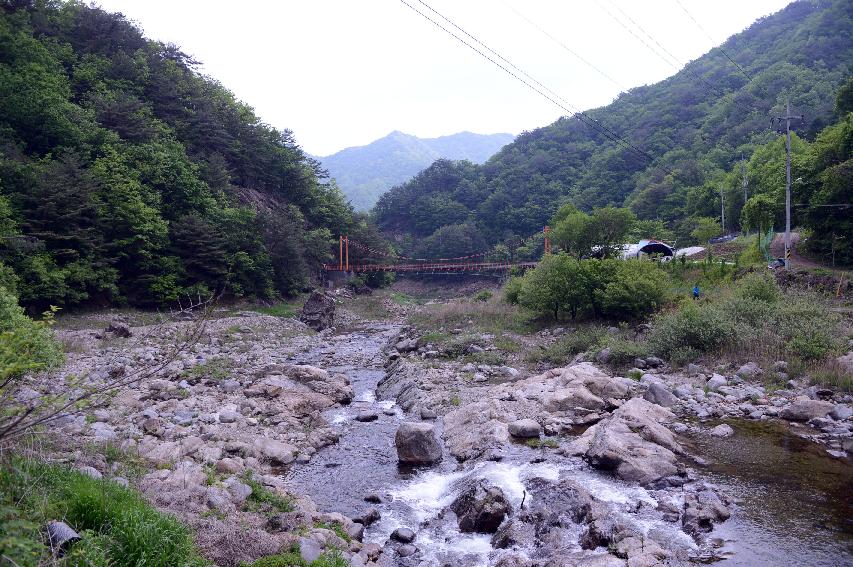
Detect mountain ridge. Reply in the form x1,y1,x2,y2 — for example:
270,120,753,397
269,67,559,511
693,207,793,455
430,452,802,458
317,130,514,210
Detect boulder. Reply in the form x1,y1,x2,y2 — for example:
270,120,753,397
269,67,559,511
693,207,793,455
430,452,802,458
508,419,541,438
682,489,730,535
285,365,353,404
736,362,762,379
706,374,727,392
395,422,442,465
709,424,734,438
450,479,511,533
218,409,241,423
443,400,509,461
830,404,852,421
300,290,335,331
253,437,298,465
643,382,679,408
565,398,682,485
390,527,416,543
780,398,834,422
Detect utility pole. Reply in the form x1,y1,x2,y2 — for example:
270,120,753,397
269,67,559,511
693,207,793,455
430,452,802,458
772,98,803,267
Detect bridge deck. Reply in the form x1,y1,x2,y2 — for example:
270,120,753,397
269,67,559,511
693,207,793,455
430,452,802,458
323,261,538,273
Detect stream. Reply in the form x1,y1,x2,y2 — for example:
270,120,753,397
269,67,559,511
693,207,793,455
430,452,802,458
284,322,853,566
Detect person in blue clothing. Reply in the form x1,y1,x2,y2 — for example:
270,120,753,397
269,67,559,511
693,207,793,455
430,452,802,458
692,284,700,300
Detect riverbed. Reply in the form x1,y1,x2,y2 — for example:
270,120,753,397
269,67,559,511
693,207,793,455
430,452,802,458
284,322,853,566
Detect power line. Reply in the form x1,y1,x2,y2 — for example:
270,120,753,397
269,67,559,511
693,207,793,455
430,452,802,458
499,0,628,92
673,0,752,81
594,0,755,119
399,0,690,185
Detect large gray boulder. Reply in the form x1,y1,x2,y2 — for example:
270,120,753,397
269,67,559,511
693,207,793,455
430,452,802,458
565,398,683,485
780,397,834,422
450,479,511,533
643,382,679,408
508,419,541,438
300,290,335,331
395,422,442,465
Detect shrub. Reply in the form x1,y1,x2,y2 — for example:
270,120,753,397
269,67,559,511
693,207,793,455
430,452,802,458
669,346,702,367
240,471,294,514
735,272,781,303
503,276,523,305
0,285,64,378
596,260,669,319
602,337,650,367
472,290,493,302
648,301,736,356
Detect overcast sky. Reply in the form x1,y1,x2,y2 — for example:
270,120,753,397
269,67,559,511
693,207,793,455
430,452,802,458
95,0,791,156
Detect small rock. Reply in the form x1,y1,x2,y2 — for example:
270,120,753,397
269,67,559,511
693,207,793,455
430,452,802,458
420,407,437,420
390,527,416,543
397,544,417,557
218,410,241,424
355,411,379,423
364,493,383,504
220,379,241,393
354,509,381,527
111,476,129,487
508,419,541,438
643,382,679,408
709,424,734,438
830,405,852,421
77,466,102,479
707,374,727,392
646,356,664,368
299,537,323,563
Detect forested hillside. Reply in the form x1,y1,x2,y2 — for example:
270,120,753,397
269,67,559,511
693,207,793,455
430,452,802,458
374,0,852,256
0,1,378,310
319,130,513,211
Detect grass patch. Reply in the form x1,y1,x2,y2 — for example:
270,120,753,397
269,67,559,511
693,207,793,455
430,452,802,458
0,456,206,567
390,292,416,306
409,296,534,335
313,521,351,543
494,335,522,353
627,369,643,381
245,546,347,567
181,357,232,382
449,395,461,406
254,302,298,318
240,471,293,515
525,327,605,365
83,441,148,481
809,360,853,392
463,351,506,366
525,438,559,449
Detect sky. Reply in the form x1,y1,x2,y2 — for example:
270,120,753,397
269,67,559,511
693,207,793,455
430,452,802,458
95,0,791,156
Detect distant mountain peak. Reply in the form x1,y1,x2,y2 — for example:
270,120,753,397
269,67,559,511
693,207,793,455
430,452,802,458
318,131,514,211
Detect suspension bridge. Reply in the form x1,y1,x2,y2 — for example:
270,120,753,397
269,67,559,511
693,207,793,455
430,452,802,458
324,227,552,275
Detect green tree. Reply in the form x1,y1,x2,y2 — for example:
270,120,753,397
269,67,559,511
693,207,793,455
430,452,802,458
690,217,722,244
518,253,588,320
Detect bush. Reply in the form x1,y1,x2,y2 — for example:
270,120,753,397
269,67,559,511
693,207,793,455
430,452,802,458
602,337,650,367
0,285,64,379
735,272,781,303
0,458,206,567
503,276,523,305
473,290,493,302
648,301,736,356
596,260,669,319
515,256,669,321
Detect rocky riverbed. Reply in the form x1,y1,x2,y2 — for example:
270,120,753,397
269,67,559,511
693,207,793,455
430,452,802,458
22,298,853,566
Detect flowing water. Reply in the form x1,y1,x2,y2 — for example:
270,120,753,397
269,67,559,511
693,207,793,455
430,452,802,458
285,323,853,566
